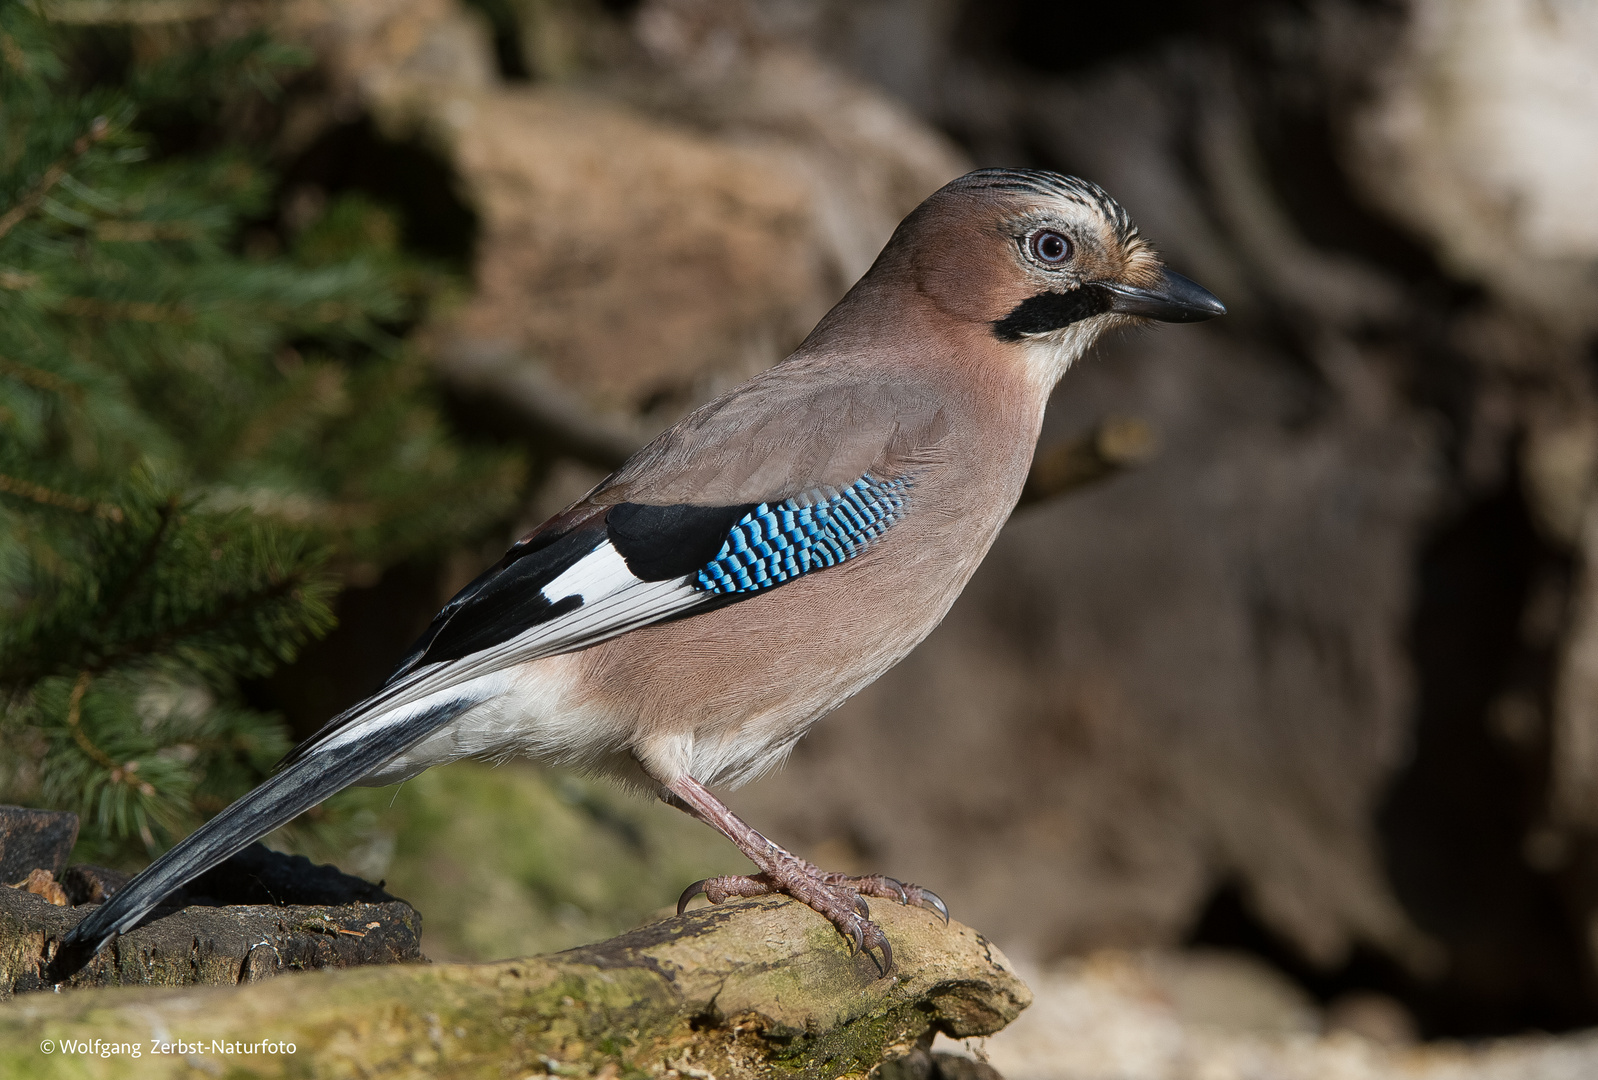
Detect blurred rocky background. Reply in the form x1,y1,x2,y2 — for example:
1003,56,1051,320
13,0,1598,1075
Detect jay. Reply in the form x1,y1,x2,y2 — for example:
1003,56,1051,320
52,168,1223,979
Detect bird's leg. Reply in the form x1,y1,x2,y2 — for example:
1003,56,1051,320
663,775,946,975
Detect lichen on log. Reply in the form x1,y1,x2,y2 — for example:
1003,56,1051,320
0,895,1030,1079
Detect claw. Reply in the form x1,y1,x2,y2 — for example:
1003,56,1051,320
846,919,865,955
677,879,711,915
853,893,871,919
916,888,949,925
871,935,895,976
881,876,910,905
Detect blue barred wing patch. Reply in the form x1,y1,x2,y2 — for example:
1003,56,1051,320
695,474,910,595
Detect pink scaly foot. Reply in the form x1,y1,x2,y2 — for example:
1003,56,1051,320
817,871,949,922
664,775,947,975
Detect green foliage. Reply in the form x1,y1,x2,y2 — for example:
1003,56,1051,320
0,8,522,866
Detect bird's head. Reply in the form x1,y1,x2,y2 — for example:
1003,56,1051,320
890,168,1224,388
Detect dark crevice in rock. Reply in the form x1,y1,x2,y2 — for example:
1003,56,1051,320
279,115,481,269
244,559,445,744
461,0,534,81
1189,883,1430,1033
1381,478,1594,1036
956,0,1222,78
1188,478,1597,1039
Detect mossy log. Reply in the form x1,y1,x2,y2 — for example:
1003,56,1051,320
0,895,1030,1078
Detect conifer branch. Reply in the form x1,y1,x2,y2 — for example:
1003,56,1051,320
64,672,114,770
86,572,308,676
0,14,520,862
229,366,346,461
0,355,82,399
98,499,177,629
65,674,158,799
0,31,28,76
0,472,123,520
204,487,380,529
53,296,192,323
43,1,222,25
93,220,199,242
0,115,110,242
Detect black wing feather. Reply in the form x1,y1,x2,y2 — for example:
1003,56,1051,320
390,501,752,675
402,526,605,671
385,519,609,683
607,501,754,580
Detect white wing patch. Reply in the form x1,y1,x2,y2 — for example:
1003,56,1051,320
541,540,634,604
296,540,704,759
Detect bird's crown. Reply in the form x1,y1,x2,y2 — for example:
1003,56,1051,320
952,168,1143,253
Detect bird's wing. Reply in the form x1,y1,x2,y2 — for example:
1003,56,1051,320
596,360,952,506
49,370,948,978
285,369,950,762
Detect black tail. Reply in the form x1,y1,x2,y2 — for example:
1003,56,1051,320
48,697,472,983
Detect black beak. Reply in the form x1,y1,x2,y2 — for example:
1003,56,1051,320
1100,269,1226,323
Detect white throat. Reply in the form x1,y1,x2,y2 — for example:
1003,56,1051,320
1017,313,1117,393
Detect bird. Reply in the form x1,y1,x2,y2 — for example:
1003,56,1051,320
49,168,1223,981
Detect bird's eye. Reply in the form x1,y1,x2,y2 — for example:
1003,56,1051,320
1030,230,1072,264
